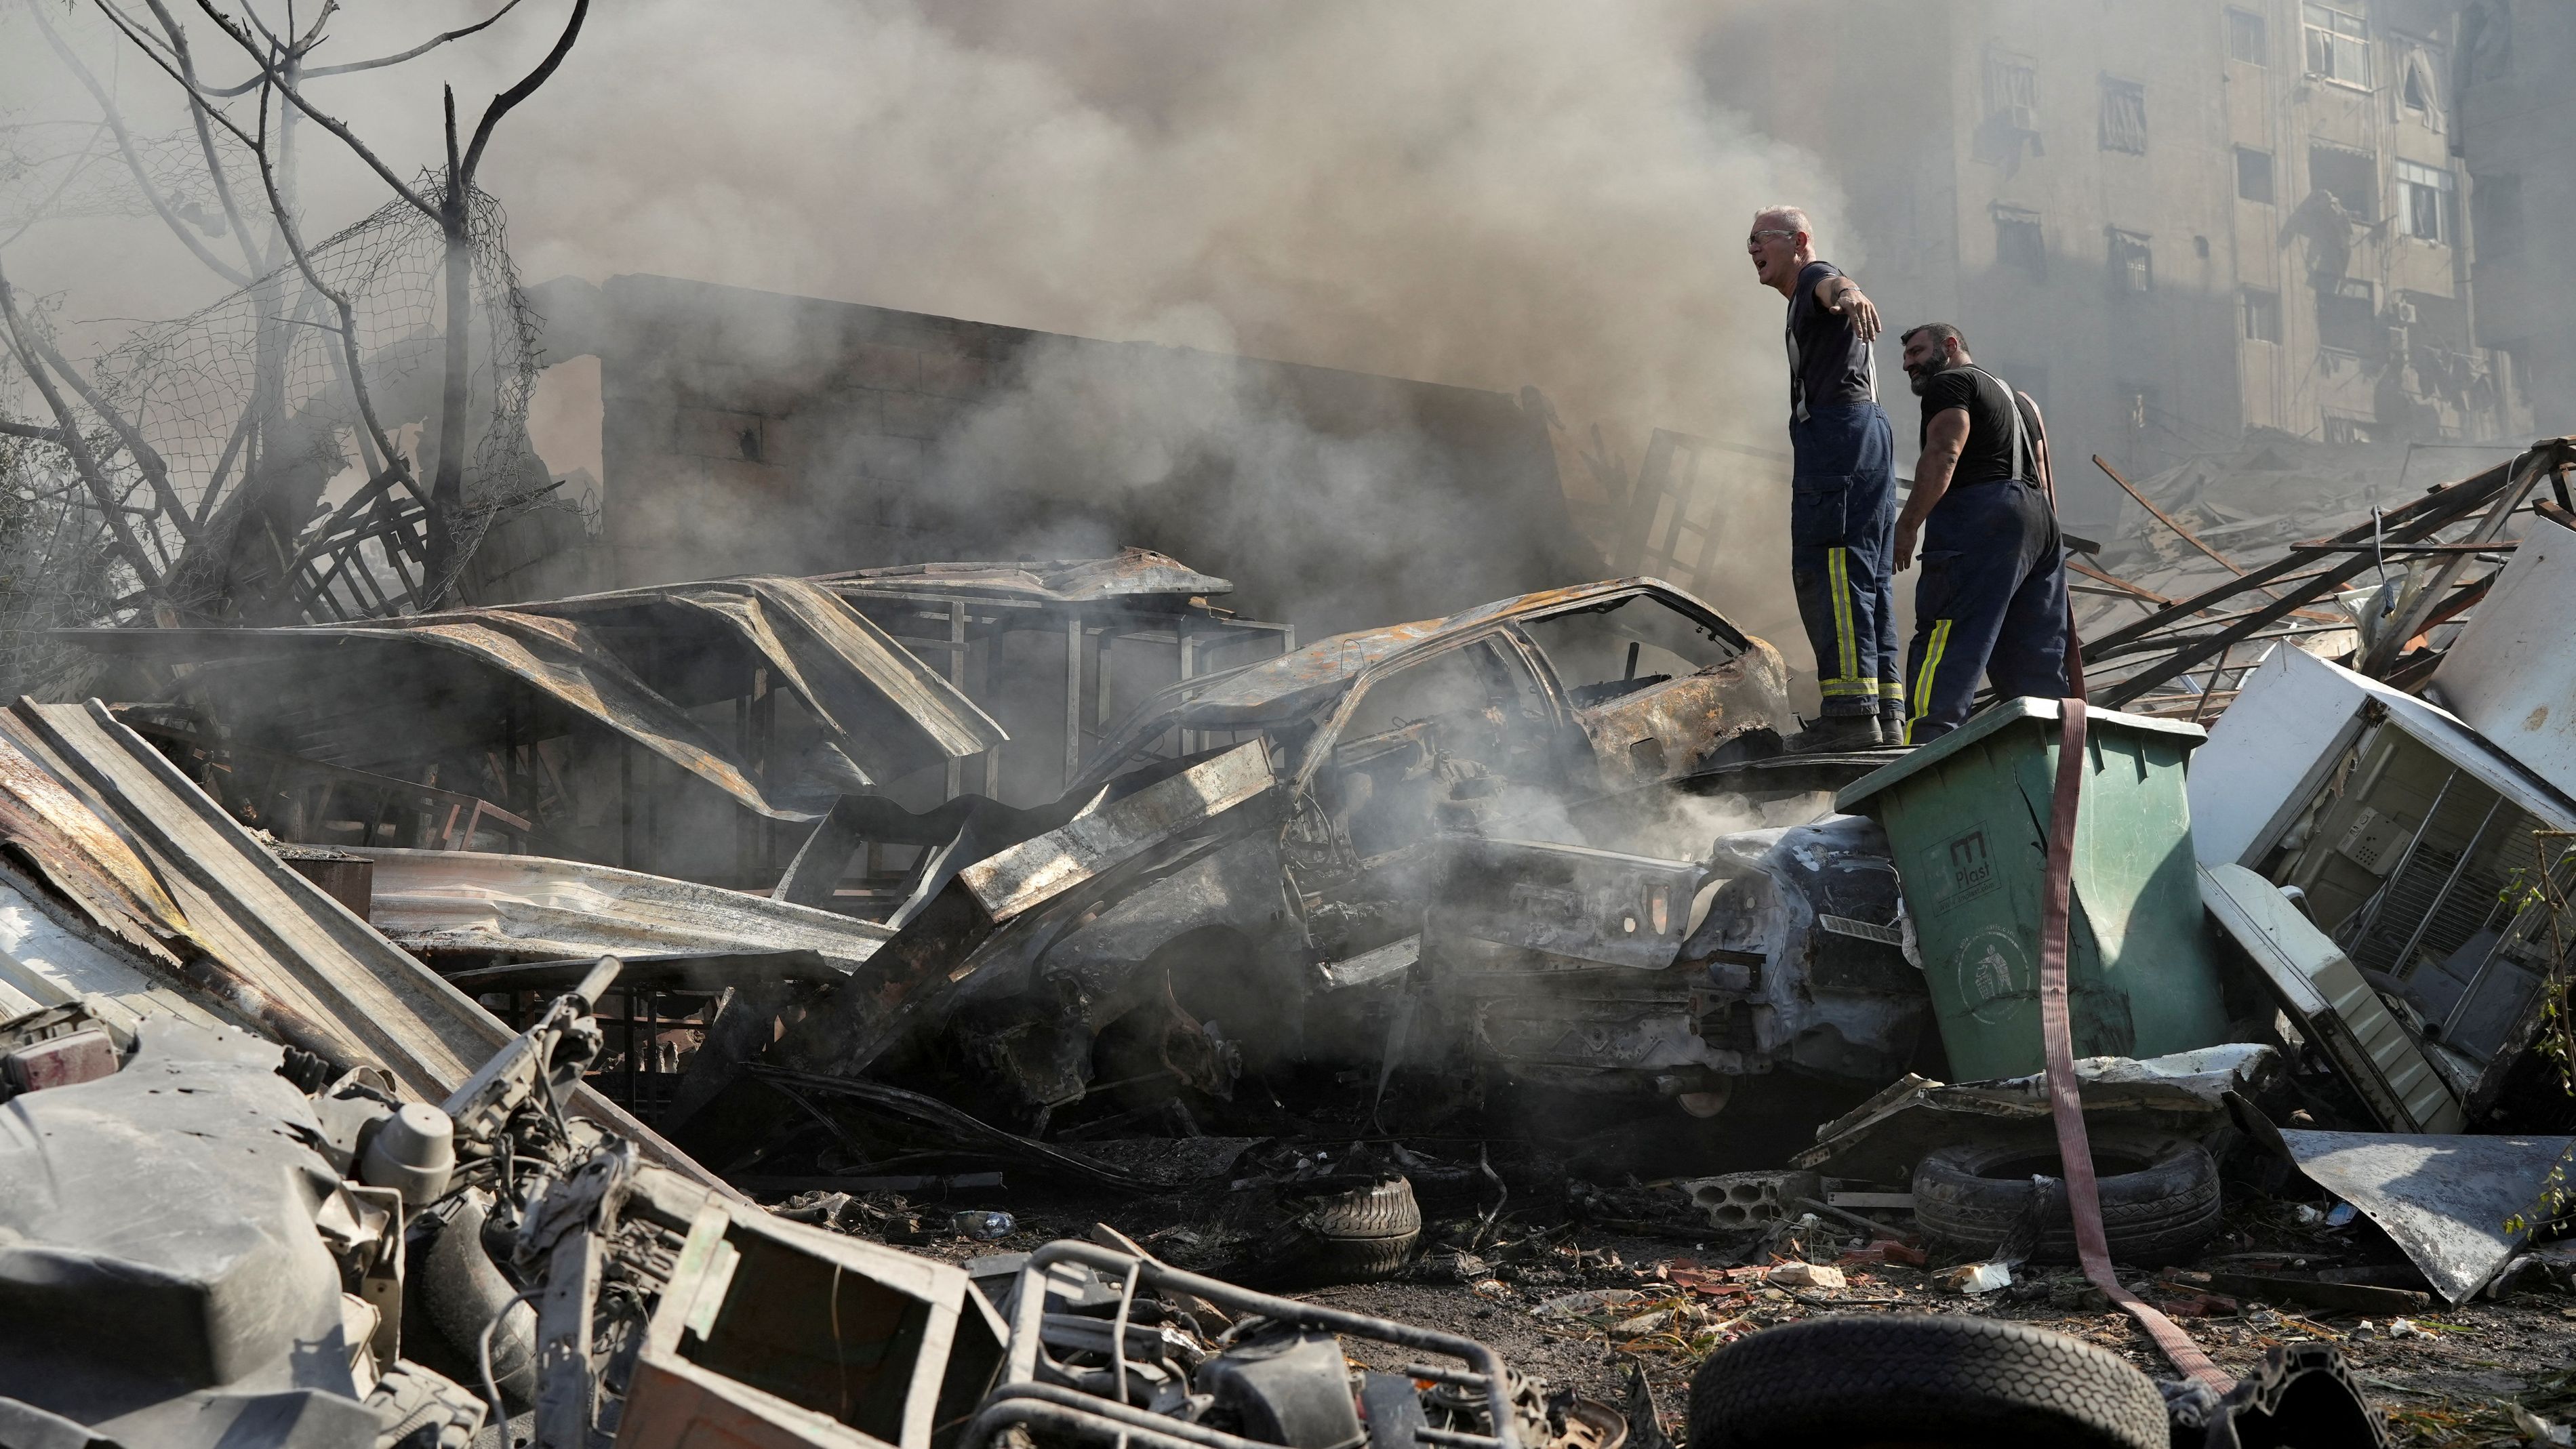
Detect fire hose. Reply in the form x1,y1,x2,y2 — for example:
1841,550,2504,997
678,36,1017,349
2038,697,2234,1393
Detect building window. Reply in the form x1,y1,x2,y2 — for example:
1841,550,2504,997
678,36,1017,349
1988,48,2041,136
2316,278,2378,354
2304,3,2371,88
2109,228,2154,293
1994,205,2047,279
2099,77,2148,153
2243,287,2283,342
675,407,769,464
2227,7,2268,65
2236,147,2277,205
2237,146,2276,204
2324,413,2377,446
2474,172,2523,258
2308,144,2379,221
2395,159,2455,243
2399,50,2438,113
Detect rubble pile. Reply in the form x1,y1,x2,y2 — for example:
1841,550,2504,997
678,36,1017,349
3,446,2574,1446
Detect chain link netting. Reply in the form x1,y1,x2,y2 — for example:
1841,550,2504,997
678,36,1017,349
0,175,572,693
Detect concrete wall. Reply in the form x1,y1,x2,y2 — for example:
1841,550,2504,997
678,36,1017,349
2458,0,2576,428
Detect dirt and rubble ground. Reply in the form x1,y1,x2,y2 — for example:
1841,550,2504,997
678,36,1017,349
776,1169,2576,1449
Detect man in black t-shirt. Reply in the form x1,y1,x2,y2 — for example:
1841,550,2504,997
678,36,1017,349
1891,322,2070,744
1749,205,1902,750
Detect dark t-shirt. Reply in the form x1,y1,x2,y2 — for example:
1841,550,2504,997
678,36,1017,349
1785,260,1877,420
1917,365,2040,488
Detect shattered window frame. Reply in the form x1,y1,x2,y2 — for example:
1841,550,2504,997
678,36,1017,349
2108,228,2154,295
2303,2,2372,89
2226,7,2268,65
2097,76,2148,155
2236,146,2276,205
1986,46,2040,136
2394,159,2455,244
1992,204,2047,279
1510,589,1744,710
2242,287,2283,344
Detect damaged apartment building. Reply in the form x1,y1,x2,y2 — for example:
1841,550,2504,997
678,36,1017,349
1708,0,2544,526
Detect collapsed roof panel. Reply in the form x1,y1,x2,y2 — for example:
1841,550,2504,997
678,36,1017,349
67,575,1007,819
0,697,721,1187
816,548,1233,605
357,846,891,967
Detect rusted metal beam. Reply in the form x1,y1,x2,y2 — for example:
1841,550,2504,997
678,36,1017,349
2085,454,2523,662
2094,453,2251,577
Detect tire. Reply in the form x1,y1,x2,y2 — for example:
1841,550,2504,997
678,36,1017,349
1299,1174,1423,1240
1258,1175,1422,1285
1912,1133,2222,1267
1686,1313,2169,1449
367,1361,488,1449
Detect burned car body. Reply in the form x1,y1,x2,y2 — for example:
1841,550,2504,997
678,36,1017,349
712,578,1926,1130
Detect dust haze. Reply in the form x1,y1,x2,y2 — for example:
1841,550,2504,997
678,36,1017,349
3,1,1844,642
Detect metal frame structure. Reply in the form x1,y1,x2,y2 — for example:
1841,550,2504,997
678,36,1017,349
976,1240,1523,1449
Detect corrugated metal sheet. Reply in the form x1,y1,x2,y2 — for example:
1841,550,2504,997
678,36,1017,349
64,575,1005,817
817,548,1232,604
0,699,727,1190
359,847,890,967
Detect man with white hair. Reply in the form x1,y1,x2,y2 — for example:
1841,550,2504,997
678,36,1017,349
1748,205,1900,750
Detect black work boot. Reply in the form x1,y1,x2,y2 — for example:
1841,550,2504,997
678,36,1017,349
1785,713,1884,753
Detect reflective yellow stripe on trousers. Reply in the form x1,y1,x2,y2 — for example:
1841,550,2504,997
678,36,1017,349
1907,617,1954,745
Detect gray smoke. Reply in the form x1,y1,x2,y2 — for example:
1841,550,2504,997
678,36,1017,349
5,0,1850,643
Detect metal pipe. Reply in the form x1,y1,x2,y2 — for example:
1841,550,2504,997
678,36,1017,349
2340,767,2457,954
1007,1241,1523,1449
2393,795,2505,986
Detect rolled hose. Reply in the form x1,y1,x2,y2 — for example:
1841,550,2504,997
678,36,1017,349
420,1195,539,1408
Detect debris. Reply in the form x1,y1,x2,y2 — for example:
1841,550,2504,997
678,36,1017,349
1937,1261,2015,1295
953,1209,1015,1240
2204,1271,2430,1317
2191,643,2576,1128
2199,861,2465,1133
1794,1044,2279,1180
1765,1262,1844,1290
2268,1128,2576,1303
1676,1171,1820,1230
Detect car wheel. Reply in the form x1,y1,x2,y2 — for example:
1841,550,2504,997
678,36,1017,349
1911,1132,2223,1267
1250,1173,1423,1286
1686,1313,2169,1449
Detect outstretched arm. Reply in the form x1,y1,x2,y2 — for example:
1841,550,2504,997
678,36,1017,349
1813,272,1881,342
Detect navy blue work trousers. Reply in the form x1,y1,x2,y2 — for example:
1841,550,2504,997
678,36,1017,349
1787,405,1901,720
1902,476,2072,744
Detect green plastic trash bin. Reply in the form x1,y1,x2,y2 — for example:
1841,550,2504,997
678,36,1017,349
1835,697,2231,1081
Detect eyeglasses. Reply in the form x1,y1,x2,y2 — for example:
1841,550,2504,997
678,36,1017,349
1747,229,1796,245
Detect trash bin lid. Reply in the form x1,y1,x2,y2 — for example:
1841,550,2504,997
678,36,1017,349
1835,696,2209,815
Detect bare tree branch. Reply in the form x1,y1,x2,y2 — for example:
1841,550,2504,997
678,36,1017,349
247,79,414,506
0,420,70,444
22,329,200,543
136,0,263,269
0,266,165,590
460,0,587,182
186,0,439,217
26,1,255,287
303,0,529,78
